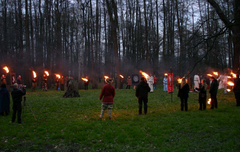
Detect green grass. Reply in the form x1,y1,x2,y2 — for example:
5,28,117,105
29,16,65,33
1,86,240,152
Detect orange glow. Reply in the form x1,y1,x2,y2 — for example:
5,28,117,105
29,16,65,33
227,81,234,86
55,74,61,79
207,98,211,105
32,71,37,78
81,78,88,82
164,73,168,76
177,78,182,84
227,76,232,79
226,89,231,92
44,71,49,76
104,76,109,79
231,71,237,78
119,75,124,78
139,70,149,79
207,74,213,77
213,72,218,76
3,66,9,73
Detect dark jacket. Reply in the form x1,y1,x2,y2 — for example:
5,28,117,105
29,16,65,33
209,79,218,94
178,83,190,99
11,88,26,106
136,81,150,98
0,87,10,113
196,83,207,103
233,77,240,93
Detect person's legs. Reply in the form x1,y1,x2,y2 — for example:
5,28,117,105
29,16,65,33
138,98,143,114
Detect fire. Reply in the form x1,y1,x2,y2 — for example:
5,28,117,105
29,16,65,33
139,70,149,79
227,76,232,79
226,89,231,92
104,76,109,79
177,78,182,84
32,71,37,78
3,66,9,73
207,74,213,77
44,71,49,76
207,98,211,105
55,74,61,79
213,71,218,76
81,78,88,82
164,73,168,76
227,81,234,86
119,75,124,78
231,71,237,78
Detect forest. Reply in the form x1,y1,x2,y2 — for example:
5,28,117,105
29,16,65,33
0,0,239,87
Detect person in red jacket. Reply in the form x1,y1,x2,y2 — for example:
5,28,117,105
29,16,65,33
99,78,115,120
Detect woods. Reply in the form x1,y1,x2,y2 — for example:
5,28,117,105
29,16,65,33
0,0,239,84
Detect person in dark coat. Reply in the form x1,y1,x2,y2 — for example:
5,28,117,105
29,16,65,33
233,72,240,107
11,83,26,124
209,76,219,109
196,79,207,110
178,78,190,111
99,78,115,120
135,77,151,115
0,83,10,116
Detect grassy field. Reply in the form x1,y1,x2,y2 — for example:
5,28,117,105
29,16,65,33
0,85,240,152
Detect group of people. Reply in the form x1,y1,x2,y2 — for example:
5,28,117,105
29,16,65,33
99,76,151,119
177,71,240,111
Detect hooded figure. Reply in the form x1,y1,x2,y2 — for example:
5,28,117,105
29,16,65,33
136,77,151,115
0,83,10,116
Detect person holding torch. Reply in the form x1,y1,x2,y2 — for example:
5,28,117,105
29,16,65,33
99,78,115,120
209,76,219,109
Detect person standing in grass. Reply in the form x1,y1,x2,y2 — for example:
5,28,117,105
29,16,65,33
11,83,26,124
178,78,190,111
0,83,10,116
196,79,207,110
99,78,115,120
209,76,219,109
233,71,240,107
126,76,131,89
135,77,150,115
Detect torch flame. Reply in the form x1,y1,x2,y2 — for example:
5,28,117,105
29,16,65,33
164,73,168,76
32,71,37,78
104,76,109,79
139,70,149,79
226,89,231,92
55,74,61,79
227,76,232,79
227,81,234,86
119,75,124,78
177,78,182,84
3,66,9,73
213,72,218,76
81,78,88,82
207,98,211,105
207,74,213,77
231,71,237,78
44,71,49,76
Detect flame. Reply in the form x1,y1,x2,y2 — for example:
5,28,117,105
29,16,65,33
177,78,182,84
81,78,88,82
226,89,231,92
139,70,149,79
227,76,232,79
231,71,237,78
227,81,234,86
3,66,9,73
104,76,109,79
207,74,213,77
207,98,211,105
213,72,218,76
44,71,49,76
119,75,124,78
55,74,61,79
32,71,37,78
164,73,168,76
